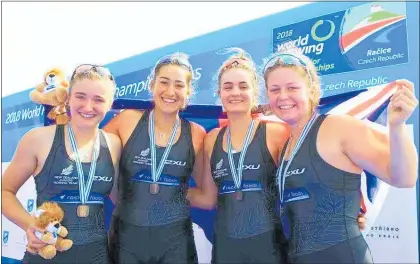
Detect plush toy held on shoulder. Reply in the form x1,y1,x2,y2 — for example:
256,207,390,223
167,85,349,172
30,68,70,125
33,202,73,259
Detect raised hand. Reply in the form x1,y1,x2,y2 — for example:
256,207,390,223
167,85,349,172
388,79,419,127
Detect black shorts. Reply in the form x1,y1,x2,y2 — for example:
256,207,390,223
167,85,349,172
212,229,288,264
109,216,198,264
23,239,110,264
289,235,374,264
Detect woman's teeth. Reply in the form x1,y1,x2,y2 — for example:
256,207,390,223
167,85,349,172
80,113,95,118
279,105,294,110
162,98,176,103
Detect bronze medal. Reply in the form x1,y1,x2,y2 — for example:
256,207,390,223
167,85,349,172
150,183,160,195
235,190,243,201
77,204,89,218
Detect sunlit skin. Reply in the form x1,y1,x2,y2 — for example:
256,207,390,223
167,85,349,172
266,65,418,188
266,67,314,127
150,65,191,116
219,68,255,115
265,65,418,253
68,78,115,131
103,61,208,263
1,73,122,256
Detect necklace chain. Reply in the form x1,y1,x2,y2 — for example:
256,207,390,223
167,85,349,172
154,118,178,140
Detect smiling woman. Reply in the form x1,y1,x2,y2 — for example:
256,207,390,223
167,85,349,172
262,47,418,264
187,47,290,264
68,66,116,126
103,52,207,264
1,64,122,264
150,55,194,112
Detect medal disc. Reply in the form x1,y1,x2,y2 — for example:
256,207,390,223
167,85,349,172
150,183,160,195
77,204,89,218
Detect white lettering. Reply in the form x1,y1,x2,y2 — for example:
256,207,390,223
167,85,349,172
276,30,294,40
358,57,376,65
347,76,388,89
323,81,345,91
115,67,203,99
277,35,324,56
6,105,44,124
286,168,306,177
377,53,404,62
367,48,392,56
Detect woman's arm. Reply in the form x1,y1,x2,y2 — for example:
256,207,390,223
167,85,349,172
2,129,40,230
2,128,49,252
103,132,122,204
187,125,219,210
102,111,122,137
387,80,419,187
103,109,144,147
338,80,418,187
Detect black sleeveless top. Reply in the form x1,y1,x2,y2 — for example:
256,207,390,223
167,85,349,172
35,125,115,245
210,122,280,239
280,115,363,257
116,110,195,226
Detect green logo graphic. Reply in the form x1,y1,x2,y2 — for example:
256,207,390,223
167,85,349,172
311,20,335,42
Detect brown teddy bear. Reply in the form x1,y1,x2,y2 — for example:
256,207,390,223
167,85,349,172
33,202,73,259
30,68,70,125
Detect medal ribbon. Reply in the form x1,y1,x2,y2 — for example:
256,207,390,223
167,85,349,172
148,110,180,183
67,124,100,204
227,119,256,191
277,112,318,205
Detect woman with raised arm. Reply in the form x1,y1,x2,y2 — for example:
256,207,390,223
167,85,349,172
262,48,418,263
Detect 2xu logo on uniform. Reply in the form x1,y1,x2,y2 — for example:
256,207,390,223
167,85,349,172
56,164,112,183
134,148,187,167
216,159,261,171
285,168,305,177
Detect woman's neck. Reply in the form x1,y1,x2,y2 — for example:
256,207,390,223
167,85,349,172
67,121,99,148
153,107,179,132
289,112,314,140
227,112,253,135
